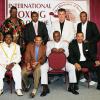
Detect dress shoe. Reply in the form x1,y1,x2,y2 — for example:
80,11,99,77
30,89,37,98
15,89,23,96
0,90,3,96
40,88,50,96
68,83,79,95
40,85,50,96
68,87,79,95
24,84,31,92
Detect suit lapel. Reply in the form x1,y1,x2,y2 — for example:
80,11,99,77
75,41,81,59
86,21,89,40
30,21,36,36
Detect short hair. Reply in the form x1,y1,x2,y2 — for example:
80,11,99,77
80,11,87,17
53,31,60,36
58,8,66,13
34,35,42,40
31,11,38,17
76,32,84,36
4,33,13,40
10,6,17,13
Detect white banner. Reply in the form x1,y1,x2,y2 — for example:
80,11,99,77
5,0,90,33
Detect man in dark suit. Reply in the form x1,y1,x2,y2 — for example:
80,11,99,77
23,11,49,45
77,11,100,55
68,32,100,90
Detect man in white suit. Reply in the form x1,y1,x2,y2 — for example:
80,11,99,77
40,31,79,97
49,8,75,43
0,33,23,96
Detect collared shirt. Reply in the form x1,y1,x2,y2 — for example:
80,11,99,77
35,45,39,62
78,43,86,61
32,21,38,35
82,21,87,40
54,41,61,49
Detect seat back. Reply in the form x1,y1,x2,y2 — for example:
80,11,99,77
48,52,66,70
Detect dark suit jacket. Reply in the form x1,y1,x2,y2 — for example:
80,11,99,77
77,21,100,54
77,21,100,43
68,40,96,65
24,42,46,65
23,21,49,45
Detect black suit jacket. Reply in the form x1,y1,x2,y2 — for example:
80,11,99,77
77,21,100,54
68,40,96,65
23,21,49,44
77,21,100,43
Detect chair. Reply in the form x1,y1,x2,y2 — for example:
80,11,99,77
5,71,13,93
48,52,68,89
81,68,91,88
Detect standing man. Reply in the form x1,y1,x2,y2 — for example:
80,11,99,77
23,11,49,45
1,6,24,48
40,31,79,97
68,32,100,90
0,33,23,96
77,11,100,57
22,35,46,98
50,8,75,43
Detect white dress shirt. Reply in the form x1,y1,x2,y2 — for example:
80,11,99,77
33,21,38,35
78,43,86,61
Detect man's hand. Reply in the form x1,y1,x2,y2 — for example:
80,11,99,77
6,63,15,71
51,48,58,53
58,48,65,53
74,63,81,71
31,62,40,70
26,63,32,71
95,61,100,66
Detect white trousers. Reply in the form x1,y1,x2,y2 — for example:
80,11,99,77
41,62,77,84
0,64,22,90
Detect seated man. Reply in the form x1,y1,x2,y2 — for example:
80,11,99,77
0,33,23,96
40,31,79,97
22,35,46,98
68,32,100,90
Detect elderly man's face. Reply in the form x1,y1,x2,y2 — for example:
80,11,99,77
53,32,61,42
5,34,12,45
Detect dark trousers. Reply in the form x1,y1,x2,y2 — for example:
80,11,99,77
76,61,95,84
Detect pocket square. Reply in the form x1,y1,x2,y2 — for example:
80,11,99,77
85,49,88,51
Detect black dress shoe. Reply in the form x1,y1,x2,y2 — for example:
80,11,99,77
68,88,79,95
24,84,31,92
40,88,50,96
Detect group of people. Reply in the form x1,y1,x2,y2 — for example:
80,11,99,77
0,6,100,98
